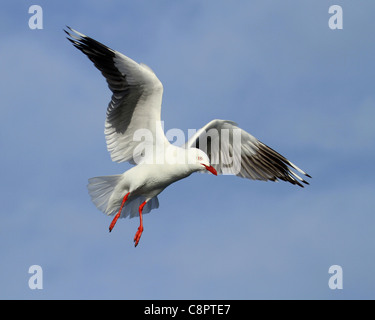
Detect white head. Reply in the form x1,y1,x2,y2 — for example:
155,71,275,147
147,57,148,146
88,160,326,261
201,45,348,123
187,148,218,175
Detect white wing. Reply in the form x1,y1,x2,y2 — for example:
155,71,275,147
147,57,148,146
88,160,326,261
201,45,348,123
184,119,311,187
66,27,169,163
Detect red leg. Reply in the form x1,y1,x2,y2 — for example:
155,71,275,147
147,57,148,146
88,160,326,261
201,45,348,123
109,192,130,232
134,201,147,247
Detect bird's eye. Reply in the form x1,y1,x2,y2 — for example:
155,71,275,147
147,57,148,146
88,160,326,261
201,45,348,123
197,156,203,161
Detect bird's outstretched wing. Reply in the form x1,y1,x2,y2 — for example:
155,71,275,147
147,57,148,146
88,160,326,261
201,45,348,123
184,119,311,187
65,27,169,163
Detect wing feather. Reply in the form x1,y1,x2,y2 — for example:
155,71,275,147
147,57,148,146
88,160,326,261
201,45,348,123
184,119,311,187
65,27,168,163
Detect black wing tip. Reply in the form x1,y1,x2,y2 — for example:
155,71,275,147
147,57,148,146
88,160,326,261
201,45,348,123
256,142,312,188
290,171,311,188
294,171,311,187
293,178,304,188
293,178,309,188
297,179,310,188
64,27,115,58
63,28,71,39
64,26,91,45
64,26,78,34
64,27,81,46
63,26,74,37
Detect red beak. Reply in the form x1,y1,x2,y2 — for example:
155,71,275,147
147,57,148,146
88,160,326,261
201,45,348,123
202,164,218,176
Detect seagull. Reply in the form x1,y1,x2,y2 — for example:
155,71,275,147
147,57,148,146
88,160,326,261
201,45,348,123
65,27,311,247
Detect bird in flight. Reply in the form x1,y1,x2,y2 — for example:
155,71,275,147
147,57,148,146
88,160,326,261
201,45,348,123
65,27,311,247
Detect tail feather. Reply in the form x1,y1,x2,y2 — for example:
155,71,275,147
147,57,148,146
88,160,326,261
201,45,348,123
87,175,159,219
88,175,122,215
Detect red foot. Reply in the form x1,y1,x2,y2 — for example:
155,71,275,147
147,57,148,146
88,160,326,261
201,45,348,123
109,212,120,232
134,201,147,247
109,192,130,232
133,225,144,247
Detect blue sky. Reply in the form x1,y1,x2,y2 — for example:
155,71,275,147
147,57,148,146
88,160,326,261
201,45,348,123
1,0,375,299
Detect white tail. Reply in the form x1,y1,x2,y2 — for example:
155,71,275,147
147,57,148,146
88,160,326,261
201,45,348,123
87,175,159,219
88,175,122,215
